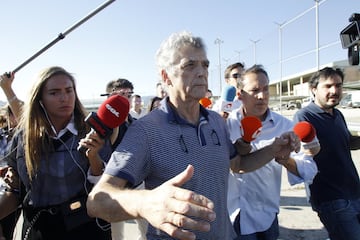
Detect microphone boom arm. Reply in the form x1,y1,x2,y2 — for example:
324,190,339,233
10,0,116,74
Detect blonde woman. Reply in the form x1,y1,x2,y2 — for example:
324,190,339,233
0,66,111,240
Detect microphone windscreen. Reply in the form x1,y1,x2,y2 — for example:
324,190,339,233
293,121,316,143
199,98,212,108
221,85,237,101
97,95,130,129
240,116,262,143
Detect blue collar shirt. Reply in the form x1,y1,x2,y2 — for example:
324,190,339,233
105,97,238,239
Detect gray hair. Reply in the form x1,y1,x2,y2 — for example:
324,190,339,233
155,31,207,77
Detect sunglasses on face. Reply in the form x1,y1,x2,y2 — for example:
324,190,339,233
111,89,134,98
232,73,241,79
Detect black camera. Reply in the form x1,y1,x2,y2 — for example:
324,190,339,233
340,13,360,65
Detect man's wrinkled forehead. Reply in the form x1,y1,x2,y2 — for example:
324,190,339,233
174,47,208,66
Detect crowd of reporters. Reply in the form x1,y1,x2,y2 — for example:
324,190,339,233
0,30,359,240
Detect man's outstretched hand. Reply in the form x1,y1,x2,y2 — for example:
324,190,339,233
139,165,216,240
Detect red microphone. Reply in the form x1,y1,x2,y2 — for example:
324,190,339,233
240,116,262,143
293,121,316,143
293,121,320,155
78,95,130,153
199,97,212,108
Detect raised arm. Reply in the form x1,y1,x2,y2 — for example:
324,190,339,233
0,72,23,122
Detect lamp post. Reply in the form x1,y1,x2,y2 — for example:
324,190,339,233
273,0,326,112
275,21,286,114
315,0,320,70
214,38,224,94
249,39,260,64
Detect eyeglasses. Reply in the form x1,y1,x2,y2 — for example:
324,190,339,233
232,73,241,79
211,130,221,146
111,89,134,98
178,129,221,154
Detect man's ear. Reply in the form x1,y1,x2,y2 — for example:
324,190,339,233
310,87,317,97
237,89,243,100
161,69,172,86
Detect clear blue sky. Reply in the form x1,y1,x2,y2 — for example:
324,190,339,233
0,0,356,101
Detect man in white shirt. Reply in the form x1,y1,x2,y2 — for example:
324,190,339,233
130,94,146,119
227,64,318,240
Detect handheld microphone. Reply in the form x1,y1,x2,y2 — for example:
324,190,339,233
78,95,130,153
220,85,237,112
293,121,316,143
199,97,212,108
293,121,320,154
240,116,262,143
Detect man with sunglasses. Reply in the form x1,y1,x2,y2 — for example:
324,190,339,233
99,79,136,149
80,78,147,240
224,62,245,89
102,79,134,99
212,62,245,116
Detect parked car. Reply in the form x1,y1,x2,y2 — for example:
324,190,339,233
301,97,312,108
340,91,360,108
271,101,300,111
287,101,300,110
340,93,352,108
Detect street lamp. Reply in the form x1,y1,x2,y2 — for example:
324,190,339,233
214,38,224,93
274,21,286,114
272,0,326,112
315,0,320,70
249,39,260,64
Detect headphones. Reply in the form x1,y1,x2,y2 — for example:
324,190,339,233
38,100,109,230
39,100,57,136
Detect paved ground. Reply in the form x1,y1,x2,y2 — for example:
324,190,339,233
278,108,360,240
123,108,360,240
278,148,360,240
278,172,327,240
278,189,327,240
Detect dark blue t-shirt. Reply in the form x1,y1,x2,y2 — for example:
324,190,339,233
294,102,360,205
